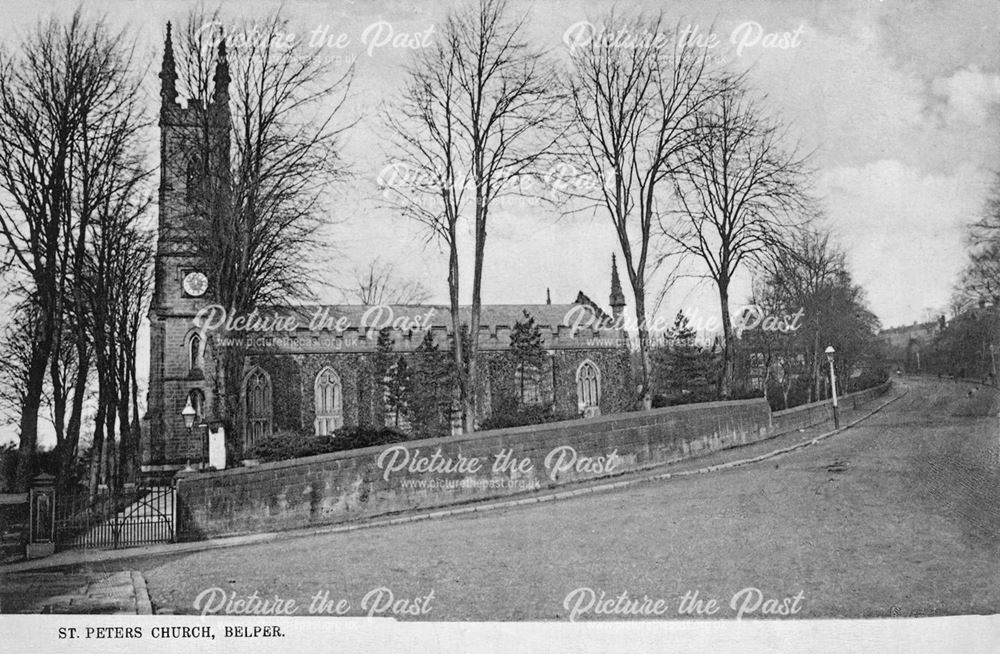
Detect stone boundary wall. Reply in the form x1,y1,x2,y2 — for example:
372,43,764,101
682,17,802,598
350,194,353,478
0,494,29,564
770,380,893,433
175,380,893,540
176,399,772,540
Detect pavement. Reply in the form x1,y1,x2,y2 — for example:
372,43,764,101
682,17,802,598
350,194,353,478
0,379,918,616
0,570,152,614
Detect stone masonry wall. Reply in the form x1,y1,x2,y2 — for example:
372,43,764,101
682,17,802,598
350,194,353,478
770,380,892,434
175,381,894,541
176,398,772,540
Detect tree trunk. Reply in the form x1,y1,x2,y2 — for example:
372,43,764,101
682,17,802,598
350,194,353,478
761,350,772,407
15,298,53,491
718,280,735,399
116,351,131,488
466,192,486,433
61,340,89,490
49,349,66,465
221,341,247,464
129,345,141,484
103,332,120,490
14,341,49,491
102,397,117,490
634,289,652,409
446,231,466,434
88,390,106,500
812,330,821,404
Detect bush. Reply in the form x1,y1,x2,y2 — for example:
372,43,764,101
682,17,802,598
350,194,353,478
245,426,411,463
244,430,316,462
319,425,410,452
766,377,813,412
651,386,721,408
479,405,578,430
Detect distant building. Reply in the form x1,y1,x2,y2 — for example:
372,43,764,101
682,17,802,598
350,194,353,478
879,320,941,350
879,319,943,371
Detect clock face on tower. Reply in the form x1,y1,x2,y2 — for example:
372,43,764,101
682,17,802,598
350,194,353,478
182,271,209,298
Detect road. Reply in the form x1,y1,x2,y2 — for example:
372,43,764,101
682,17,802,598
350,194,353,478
79,379,1000,619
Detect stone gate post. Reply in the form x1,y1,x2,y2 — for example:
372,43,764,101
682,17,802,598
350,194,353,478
27,473,56,559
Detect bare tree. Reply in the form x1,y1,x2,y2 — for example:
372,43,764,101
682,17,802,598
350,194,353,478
969,171,1000,247
664,81,811,397
383,0,557,432
562,11,729,407
757,228,845,402
0,11,147,490
959,174,1000,308
959,242,1000,306
85,207,153,495
0,300,46,427
381,17,467,433
176,9,353,457
340,258,432,305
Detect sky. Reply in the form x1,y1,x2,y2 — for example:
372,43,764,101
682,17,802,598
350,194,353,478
0,0,998,445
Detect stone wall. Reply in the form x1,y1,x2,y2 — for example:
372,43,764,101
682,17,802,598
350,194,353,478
0,495,28,564
770,380,892,434
175,380,894,541
176,398,772,540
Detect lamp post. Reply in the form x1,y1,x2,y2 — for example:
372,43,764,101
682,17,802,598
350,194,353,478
990,344,997,384
181,396,197,472
825,346,839,429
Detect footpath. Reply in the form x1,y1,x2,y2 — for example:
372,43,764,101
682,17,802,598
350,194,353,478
0,570,151,615
0,382,911,613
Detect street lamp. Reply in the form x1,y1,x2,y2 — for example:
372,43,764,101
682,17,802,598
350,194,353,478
181,396,197,472
825,346,839,429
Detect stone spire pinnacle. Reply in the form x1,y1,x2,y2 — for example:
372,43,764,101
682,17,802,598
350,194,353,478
546,288,552,305
213,31,231,106
610,254,626,319
159,22,177,105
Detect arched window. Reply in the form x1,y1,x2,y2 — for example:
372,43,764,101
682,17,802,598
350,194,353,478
244,367,272,448
188,333,203,373
515,363,541,406
576,360,601,415
314,367,343,436
187,388,205,422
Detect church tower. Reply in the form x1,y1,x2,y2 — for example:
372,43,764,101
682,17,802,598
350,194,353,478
142,24,232,473
609,254,626,324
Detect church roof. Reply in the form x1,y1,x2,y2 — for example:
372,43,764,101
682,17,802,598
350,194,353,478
279,302,605,332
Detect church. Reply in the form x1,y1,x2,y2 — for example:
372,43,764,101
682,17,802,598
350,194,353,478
140,28,633,473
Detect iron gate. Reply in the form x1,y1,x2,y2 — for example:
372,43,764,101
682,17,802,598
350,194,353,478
54,483,175,550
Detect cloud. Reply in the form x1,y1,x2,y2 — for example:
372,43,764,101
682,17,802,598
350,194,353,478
928,67,1000,126
819,159,990,326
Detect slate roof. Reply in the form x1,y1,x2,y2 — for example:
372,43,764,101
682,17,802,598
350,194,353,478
276,302,606,332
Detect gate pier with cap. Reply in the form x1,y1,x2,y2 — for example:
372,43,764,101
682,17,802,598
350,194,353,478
27,476,178,556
